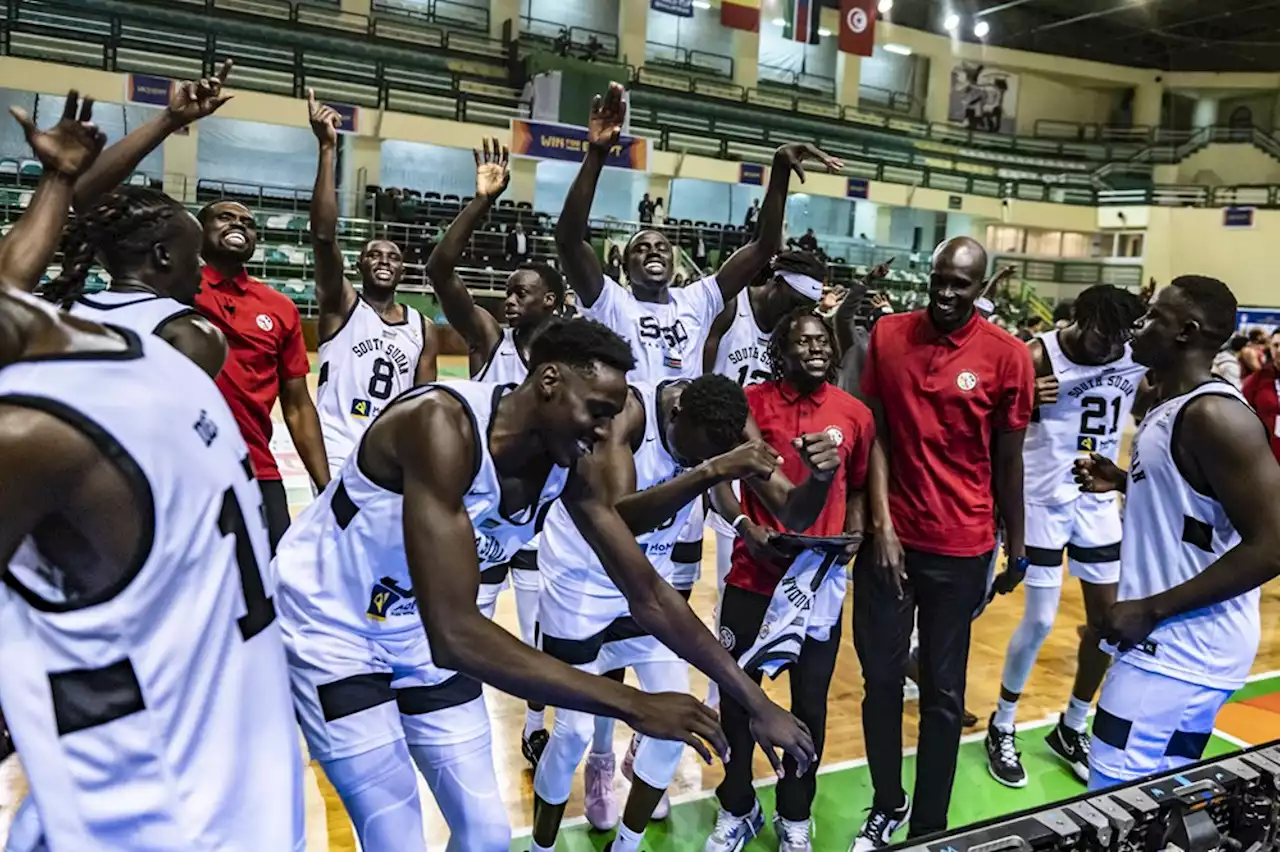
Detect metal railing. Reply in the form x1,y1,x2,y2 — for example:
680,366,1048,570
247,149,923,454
642,41,733,80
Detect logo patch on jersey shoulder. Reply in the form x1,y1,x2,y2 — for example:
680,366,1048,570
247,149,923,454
256,313,274,331
367,577,417,621
1077,435,1098,452
956,370,978,392
351,399,372,418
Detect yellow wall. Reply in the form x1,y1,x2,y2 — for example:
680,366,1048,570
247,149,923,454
1174,144,1280,186
1142,206,1276,305
1014,73,1123,134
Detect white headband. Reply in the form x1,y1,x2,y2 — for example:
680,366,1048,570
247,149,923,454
779,271,823,300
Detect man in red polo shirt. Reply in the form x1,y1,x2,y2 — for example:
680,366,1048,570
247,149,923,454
1242,328,1280,465
196,200,330,551
851,236,1034,849
705,309,874,852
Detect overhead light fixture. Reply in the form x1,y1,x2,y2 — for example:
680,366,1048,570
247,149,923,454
818,27,832,36
692,0,710,8
771,16,786,26
883,43,913,55
973,20,990,37
878,0,893,11
943,13,961,31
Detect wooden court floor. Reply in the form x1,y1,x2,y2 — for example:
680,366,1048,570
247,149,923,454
2,355,1279,849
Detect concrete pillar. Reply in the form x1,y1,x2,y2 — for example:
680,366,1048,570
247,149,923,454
508,156,538,206
1193,97,1219,128
836,52,862,110
341,134,382,218
489,0,521,41
1132,81,1163,129
732,28,759,91
924,53,953,125
647,173,672,207
617,0,648,70
339,0,371,16
874,205,893,246
162,123,199,205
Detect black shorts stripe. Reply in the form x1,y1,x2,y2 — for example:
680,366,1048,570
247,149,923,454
331,480,359,530
1166,729,1212,761
50,658,146,736
318,672,395,722
396,673,483,716
1065,542,1121,564
540,588,692,666
673,541,703,565
1026,546,1064,567
480,564,509,586
509,548,538,572
1092,706,1132,751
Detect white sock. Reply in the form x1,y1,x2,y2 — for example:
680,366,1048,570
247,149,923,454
531,842,554,852
593,715,615,755
994,696,1018,732
524,709,545,738
612,821,645,852
1064,696,1091,733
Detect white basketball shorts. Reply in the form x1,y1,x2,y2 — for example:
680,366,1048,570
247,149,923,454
1025,493,1122,587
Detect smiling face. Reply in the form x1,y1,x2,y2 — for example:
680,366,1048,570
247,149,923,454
358,240,404,295
200,201,257,264
779,314,833,390
928,240,987,332
535,362,630,467
625,230,674,294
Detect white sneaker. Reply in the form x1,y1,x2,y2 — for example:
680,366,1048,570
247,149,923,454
584,751,619,831
773,812,813,852
850,796,911,851
703,801,764,852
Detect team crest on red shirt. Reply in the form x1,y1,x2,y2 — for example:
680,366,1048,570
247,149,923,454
824,426,845,447
256,313,274,331
956,370,978,392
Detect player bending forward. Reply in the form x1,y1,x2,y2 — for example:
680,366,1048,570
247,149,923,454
273,319,816,851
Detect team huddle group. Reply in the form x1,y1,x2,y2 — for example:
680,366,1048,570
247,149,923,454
0,69,1278,852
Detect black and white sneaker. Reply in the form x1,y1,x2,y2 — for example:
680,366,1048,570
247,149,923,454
1045,718,1091,783
521,728,549,768
985,714,1027,788
849,796,911,851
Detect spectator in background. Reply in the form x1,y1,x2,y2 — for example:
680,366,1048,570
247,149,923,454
693,229,709,270
744,198,760,231
1242,329,1280,464
638,193,654,224
1052,301,1073,329
1016,314,1046,341
798,228,820,254
584,35,603,61
1213,334,1248,389
605,244,623,282
1241,328,1268,378
554,28,571,56
506,222,530,266
653,196,665,226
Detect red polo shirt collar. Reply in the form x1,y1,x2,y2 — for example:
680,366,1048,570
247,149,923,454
201,264,254,293
776,379,830,405
919,308,982,348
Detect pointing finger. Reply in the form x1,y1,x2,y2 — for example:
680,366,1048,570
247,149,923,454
216,57,235,83
8,106,36,136
62,91,78,122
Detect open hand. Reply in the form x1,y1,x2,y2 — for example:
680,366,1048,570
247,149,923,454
774,143,843,183
870,292,892,313
168,58,234,125
1073,453,1125,494
749,700,816,778
306,88,341,146
588,82,627,149
474,136,511,198
873,525,907,600
11,90,105,179
625,691,727,764
793,432,840,481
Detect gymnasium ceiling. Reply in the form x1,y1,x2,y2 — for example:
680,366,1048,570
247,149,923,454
833,0,1280,73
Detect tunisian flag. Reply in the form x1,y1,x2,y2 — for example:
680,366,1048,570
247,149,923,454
839,0,877,56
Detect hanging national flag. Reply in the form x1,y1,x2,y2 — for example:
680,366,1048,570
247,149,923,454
839,0,877,56
721,0,760,32
782,0,821,44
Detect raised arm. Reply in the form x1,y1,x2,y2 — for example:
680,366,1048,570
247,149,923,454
1108,395,1280,646
554,83,626,308
833,258,892,352
73,60,233,210
0,93,104,291
306,90,356,331
715,143,842,304
401,397,727,761
423,139,506,365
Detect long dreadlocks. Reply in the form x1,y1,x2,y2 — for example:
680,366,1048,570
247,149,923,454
766,306,841,383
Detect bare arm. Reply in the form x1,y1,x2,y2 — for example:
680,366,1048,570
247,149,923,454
739,415,838,531
992,428,1027,560
306,91,356,327
279,375,330,489
715,143,842,304
833,279,868,353
157,314,226,378
413,318,439,384
701,303,736,375
423,140,507,358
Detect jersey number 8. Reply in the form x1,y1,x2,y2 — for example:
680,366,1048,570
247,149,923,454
368,357,395,401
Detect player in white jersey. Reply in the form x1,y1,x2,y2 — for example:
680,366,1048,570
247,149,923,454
424,141,568,764
1073,275,1280,790
307,91,438,476
0,124,304,849
557,83,840,819
273,318,816,851
985,285,1149,787
531,375,841,852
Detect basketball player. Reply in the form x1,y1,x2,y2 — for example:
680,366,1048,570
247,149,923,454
0,108,304,851
701,250,825,708
532,373,841,852
307,90,437,476
424,139,565,764
1073,275,1280,790
985,285,1148,788
273,319,816,852
557,82,839,823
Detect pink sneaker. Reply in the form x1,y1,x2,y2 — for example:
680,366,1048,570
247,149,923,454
621,734,672,820
584,751,618,831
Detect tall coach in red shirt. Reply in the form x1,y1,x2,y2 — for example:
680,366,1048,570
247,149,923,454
195,200,330,551
851,237,1034,847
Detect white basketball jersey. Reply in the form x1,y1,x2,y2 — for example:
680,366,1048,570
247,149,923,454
67,290,194,336
317,297,427,473
540,381,692,597
1118,381,1259,691
1024,330,1148,505
584,275,723,381
275,381,568,643
712,288,771,388
475,327,528,384
0,330,303,851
